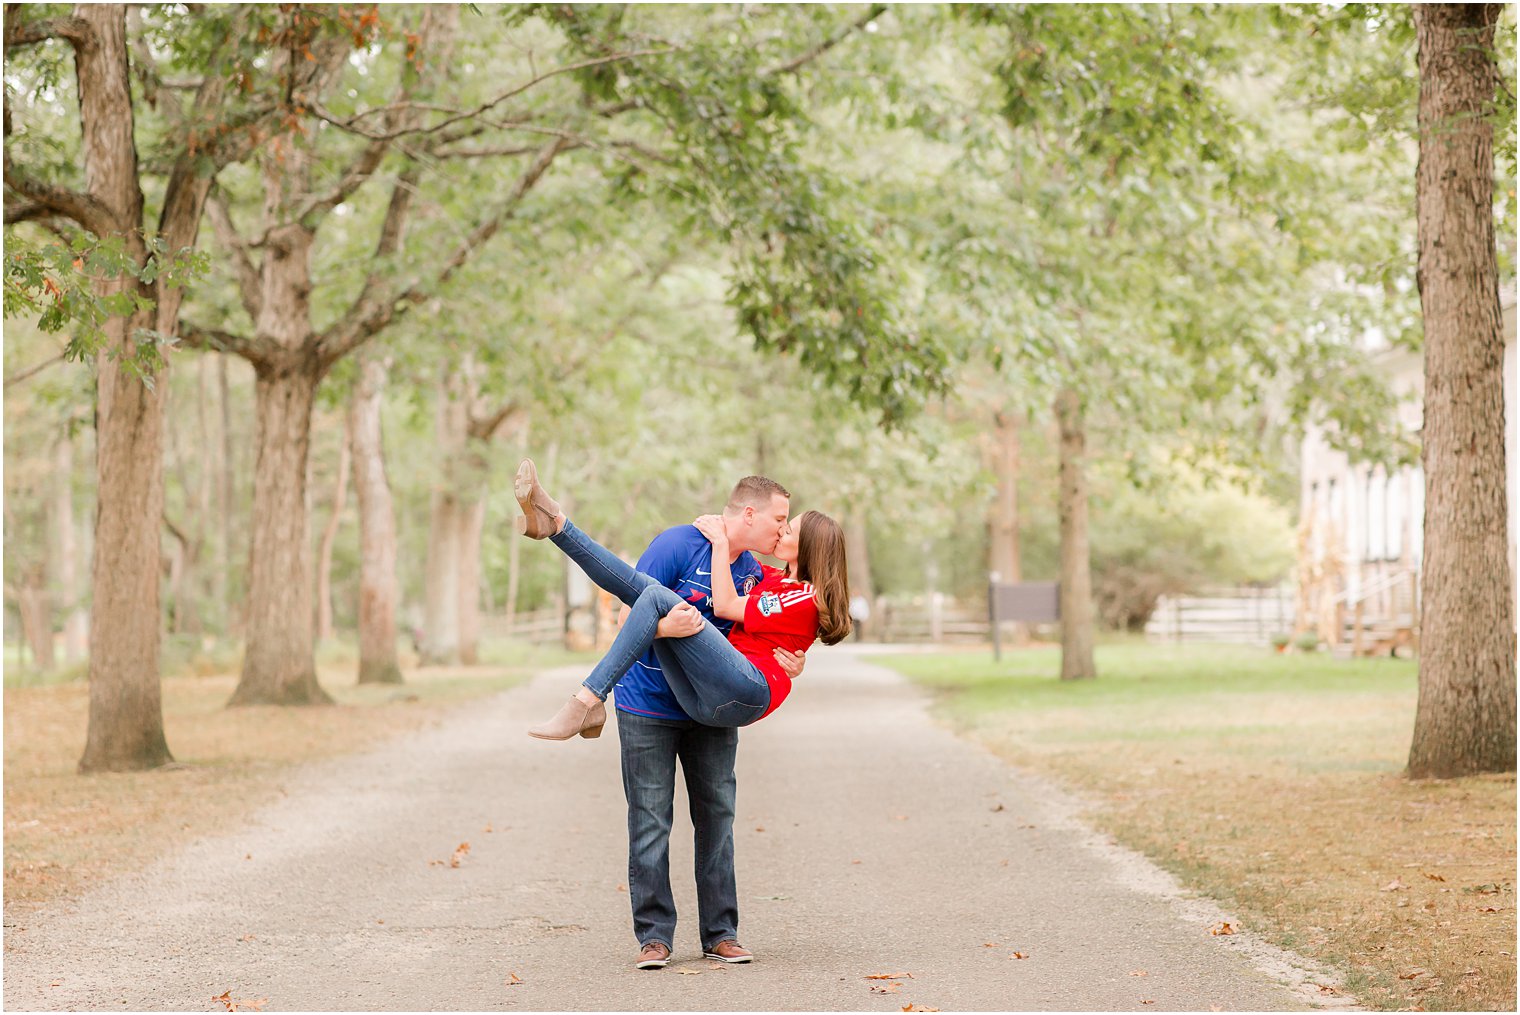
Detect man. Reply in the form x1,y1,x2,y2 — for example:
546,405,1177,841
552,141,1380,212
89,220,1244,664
612,476,804,970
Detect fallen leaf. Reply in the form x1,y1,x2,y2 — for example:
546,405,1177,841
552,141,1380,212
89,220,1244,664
870,983,903,994
1010,952,1029,960
851,859,862,865
1478,906,1500,913
901,1006,940,1012
892,814,909,821
991,804,1005,812
1422,872,1446,882
983,943,997,948
449,842,470,868
483,823,494,833
212,991,268,1012
376,919,384,925
1381,878,1408,892
676,969,702,976
1398,968,1428,981
1209,922,1234,936
1129,970,1149,977
239,934,256,942
865,972,915,980
49,980,61,987
616,884,627,892
755,826,765,832
1464,883,1504,894
505,972,523,986
1141,1000,1155,1005
1315,984,1341,995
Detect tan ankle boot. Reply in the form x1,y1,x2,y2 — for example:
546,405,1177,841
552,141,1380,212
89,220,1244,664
527,695,606,740
514,459,564,539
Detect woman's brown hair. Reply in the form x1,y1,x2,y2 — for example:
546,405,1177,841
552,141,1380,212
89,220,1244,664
795,510,852,646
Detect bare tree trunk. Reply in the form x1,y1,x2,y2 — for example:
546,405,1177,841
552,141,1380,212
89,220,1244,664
423,493,462,665
350,355,402,684
19,563,55,672
988,408,1028,645
422,370,469,665
1054,388,1096,680
217,355,233,633
230,360,330,705
1407,3,1516,778
844,500,876,640
457,490,486,665
52,431,87,661
315,422,351,644
76,5,175,772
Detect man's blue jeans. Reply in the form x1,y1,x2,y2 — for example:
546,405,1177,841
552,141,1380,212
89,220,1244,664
549,520,769,726
617,710,740,952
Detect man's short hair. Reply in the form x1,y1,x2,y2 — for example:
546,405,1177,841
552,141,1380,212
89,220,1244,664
726,476,790,513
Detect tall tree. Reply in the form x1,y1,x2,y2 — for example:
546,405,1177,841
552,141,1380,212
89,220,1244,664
4,5,292,769
1406,4,1516,778
349,353,403,684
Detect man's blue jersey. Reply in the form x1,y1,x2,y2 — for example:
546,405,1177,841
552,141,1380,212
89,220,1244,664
613,525,764,720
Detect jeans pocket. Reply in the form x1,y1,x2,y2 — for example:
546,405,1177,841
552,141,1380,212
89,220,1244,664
711,700,766,727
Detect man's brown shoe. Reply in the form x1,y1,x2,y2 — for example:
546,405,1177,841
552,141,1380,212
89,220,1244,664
636,941,671,970
527,696,606,740
703,940,753,963
514,459,564,539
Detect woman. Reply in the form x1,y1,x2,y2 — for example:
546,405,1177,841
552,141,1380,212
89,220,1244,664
515,459,851,740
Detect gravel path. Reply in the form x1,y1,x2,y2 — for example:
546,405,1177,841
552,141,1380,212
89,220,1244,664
3,646,1354,1011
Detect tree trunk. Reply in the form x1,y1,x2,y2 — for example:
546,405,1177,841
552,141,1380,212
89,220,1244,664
457,491,486,665
315,422,351,644
1406,3,1516,778
53,430,87,661
217,355,234,634
988,408,1028,645
350,355,403,684
422,493,462,665
1054,388,1096,680
844,500,877,640
421,369,469,665
19,563,55,672
77,5,174,772
231,362,328,704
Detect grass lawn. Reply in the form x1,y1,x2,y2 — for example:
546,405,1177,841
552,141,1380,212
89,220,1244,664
878,641,1516,1013
4,639,590,914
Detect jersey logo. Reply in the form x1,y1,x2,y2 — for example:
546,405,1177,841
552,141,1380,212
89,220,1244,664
741,575,759,595
695,568,710,576
758,591,782,616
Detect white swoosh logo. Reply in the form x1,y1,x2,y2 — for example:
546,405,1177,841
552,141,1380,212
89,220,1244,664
695,569,710,575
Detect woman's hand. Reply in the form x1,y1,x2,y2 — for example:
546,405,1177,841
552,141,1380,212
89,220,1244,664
693,514,726,545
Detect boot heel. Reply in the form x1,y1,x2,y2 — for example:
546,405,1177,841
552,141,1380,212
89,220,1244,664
580,723,604,739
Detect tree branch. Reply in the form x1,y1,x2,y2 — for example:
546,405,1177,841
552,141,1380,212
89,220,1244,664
205,187,262,321
761,4,887,77
177,320,269,365
3,352,66,388
4,12,92,52
2,161,117,237
309,47,673,143
316,138,572,368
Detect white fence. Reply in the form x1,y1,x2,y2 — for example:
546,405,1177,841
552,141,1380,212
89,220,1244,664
1144,586,1296,645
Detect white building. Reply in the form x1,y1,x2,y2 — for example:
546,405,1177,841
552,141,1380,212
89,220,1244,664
1297,284,1517,653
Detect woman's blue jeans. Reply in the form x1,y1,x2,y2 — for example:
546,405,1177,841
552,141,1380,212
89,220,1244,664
549,520,769,726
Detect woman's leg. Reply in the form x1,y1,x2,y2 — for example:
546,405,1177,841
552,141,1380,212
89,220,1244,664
651,629,769,727
549,519,659,608
582,587,769,727
581,584,684,700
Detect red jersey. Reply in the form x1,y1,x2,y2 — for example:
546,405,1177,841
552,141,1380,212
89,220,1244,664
726,564,818,719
